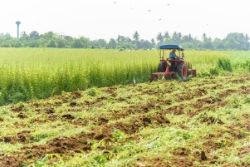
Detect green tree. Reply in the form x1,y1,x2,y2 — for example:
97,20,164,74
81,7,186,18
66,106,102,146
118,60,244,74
57,39,66,48
72,37,90,48
224,33,249,50
172,32,181,44
213,38,224,50
156,33,164,44
108,38,117,49
47,40,57,47
92,39,107,48
29,31,40,39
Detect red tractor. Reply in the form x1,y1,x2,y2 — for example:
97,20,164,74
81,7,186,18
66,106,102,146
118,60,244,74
150,45,196,81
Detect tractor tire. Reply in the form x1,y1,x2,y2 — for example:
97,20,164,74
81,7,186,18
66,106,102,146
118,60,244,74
177,63,188,81
158,61,167,72
181,64,188,80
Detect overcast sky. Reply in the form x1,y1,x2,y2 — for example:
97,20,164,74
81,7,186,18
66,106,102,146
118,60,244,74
1,0,250,40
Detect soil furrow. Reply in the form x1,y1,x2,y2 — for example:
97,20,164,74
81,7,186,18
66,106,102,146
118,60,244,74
0,78,249,167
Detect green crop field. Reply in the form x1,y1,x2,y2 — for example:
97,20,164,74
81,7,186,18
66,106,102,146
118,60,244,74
0,48,249,105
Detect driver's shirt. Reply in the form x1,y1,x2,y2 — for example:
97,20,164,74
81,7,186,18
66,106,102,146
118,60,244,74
169,52,177,59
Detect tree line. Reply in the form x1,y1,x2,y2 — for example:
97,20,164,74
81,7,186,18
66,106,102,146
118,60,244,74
0,31,249,50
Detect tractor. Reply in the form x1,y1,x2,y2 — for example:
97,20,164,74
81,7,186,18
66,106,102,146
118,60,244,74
150,45,196,81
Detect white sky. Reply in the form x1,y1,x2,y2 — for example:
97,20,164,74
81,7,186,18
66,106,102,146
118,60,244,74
0,0,250,40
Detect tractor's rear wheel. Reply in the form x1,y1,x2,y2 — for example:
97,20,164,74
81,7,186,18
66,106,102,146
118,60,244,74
181,64,188,80
177,63,188,81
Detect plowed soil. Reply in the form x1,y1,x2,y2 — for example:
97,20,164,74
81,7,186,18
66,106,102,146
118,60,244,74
0,75,249,167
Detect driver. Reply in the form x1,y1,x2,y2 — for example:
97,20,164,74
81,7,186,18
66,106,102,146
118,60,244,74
169,49,180,72
169,49,179,60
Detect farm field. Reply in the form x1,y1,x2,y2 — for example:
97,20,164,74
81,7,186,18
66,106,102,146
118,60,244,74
1,1,250,167
0,48,249,105
0,74,249,167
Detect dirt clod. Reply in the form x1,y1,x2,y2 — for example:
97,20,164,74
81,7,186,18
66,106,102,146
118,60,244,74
71,91,81,99
173,147,190,156
142,117,151,125
201,116,224,125
3,136,13,143
17,113,27,119
11,104,24,112
46,107,55,114
98,117,109,124
0,156,22,167
62,114,75,120
200,151,207,161
69,101,77,107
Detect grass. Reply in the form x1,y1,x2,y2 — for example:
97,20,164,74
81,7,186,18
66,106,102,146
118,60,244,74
0,48,249,105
